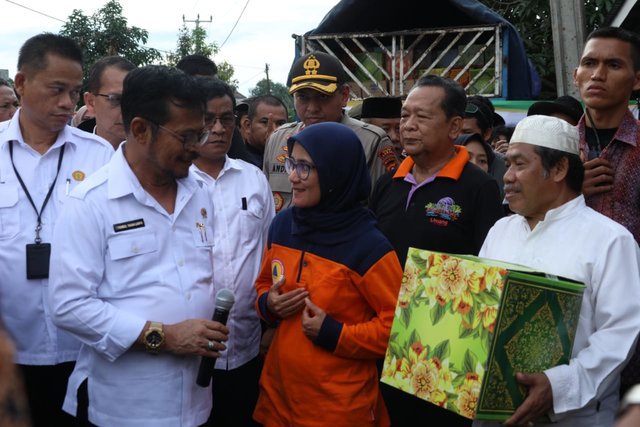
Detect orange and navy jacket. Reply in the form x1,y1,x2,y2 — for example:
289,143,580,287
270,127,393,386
253,208,402,426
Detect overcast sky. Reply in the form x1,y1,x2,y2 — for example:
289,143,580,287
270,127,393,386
1,0,339,95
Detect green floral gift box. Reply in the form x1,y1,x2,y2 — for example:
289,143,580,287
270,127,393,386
381,248,584,421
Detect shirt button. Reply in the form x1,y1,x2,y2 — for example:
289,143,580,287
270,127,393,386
131,245,139,254
172,225,177,232
186,292,191,300
303,261,308,267
178,260,184,267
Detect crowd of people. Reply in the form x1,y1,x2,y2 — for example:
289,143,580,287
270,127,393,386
0,24,639,427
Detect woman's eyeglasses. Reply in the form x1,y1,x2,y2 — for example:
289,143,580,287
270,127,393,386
284,157,316,180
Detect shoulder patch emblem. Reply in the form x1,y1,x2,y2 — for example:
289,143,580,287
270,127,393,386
275,145,289,164
273,192,284,213
378,146,398,171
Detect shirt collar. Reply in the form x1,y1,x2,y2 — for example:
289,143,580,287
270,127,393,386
515,195,585,231
393,145,469,180
189,155,242,183
578,109,638,148
0,109,78,152
107,144,201,200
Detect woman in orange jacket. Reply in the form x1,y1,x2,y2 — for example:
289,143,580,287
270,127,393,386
253,122,403,427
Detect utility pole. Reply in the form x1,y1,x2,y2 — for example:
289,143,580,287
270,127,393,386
265,63,271,94
183,14,213,29
549,0,585,98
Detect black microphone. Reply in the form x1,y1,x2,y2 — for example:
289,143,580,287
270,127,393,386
196,288,235,387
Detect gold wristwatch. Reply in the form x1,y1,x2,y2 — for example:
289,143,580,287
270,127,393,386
143,321,165,354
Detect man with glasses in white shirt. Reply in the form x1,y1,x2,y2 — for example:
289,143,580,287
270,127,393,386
78,56,136,150
49,65,229,427
190,78,275,427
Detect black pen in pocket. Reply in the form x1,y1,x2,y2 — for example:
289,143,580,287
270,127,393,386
241,197,247,210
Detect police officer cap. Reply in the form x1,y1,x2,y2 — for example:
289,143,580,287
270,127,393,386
288,51,347,95
361,96,402,119
511,115,579,155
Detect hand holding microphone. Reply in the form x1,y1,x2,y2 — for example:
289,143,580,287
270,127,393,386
197,288,235,387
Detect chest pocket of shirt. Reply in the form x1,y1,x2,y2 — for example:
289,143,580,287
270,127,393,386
240,202,265,246
108,230,158,261
0,183,20,240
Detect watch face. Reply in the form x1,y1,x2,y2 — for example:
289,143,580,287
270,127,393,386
146,331,163,348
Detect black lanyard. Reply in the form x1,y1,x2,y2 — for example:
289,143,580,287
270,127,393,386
8,141,65,243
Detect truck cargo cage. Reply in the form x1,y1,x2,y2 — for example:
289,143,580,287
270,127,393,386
296,24,505,100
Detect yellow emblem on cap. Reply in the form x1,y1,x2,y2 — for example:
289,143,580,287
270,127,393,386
72,170,85,181
304,55,320,75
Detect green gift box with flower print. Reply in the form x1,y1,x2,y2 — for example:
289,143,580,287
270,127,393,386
381,248,584,421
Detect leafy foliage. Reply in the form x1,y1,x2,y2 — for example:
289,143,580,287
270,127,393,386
481,0,616,98
165,23,238,89
60,0,160,83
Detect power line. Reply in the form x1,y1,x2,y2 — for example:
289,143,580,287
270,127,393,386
5,0,66,23
239,69,265,86
219,0,250,49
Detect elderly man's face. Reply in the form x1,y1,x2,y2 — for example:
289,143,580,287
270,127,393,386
400,85,460,157
503,143,558,224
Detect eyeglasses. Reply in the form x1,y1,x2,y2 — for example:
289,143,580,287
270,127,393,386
96,93,122,107
155,123,210,147
205,114,236,129
284,157,316,180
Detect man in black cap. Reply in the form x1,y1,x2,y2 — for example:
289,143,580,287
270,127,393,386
361,96,404,159
527,95,583,126
262,51,399,212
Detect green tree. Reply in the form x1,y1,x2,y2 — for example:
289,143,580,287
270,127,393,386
60,0,160,83
249,79,295,121
481,0,615,98
165,24,217,64
165,24,238,89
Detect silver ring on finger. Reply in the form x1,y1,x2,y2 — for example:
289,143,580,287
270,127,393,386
207,340,215,351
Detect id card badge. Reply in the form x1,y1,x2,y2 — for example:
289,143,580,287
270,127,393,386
26,243,51,279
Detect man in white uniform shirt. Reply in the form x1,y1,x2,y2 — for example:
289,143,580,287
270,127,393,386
78,55,136,150
0,33,113,426
190,78,275,426
49,65,229,427
474,115,640,427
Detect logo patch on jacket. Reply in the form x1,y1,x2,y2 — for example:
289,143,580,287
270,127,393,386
273,192,284,213
271,259,284,284
425,197,461,226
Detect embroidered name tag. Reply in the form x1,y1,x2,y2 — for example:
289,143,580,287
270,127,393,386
113,219,145,233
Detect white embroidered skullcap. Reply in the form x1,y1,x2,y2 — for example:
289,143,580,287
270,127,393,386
510,115,579,155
